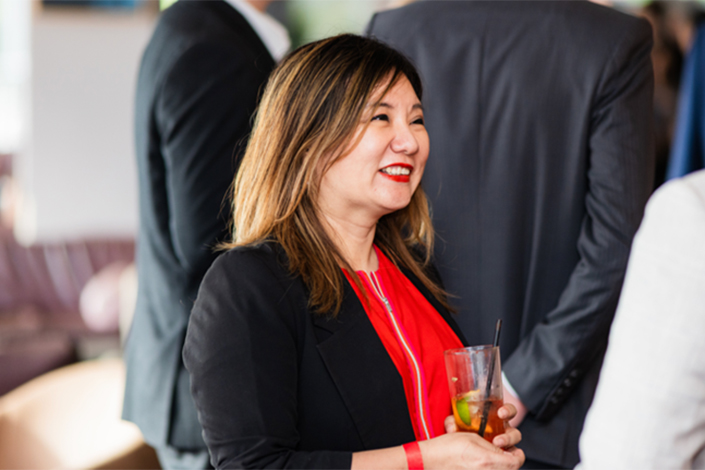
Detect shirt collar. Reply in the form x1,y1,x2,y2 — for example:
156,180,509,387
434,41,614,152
223,0,291,62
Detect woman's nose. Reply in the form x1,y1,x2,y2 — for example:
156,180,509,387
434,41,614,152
390,124,420,155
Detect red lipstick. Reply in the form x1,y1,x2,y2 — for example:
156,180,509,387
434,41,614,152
379,163,413,183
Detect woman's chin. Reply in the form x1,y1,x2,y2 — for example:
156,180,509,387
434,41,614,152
374,200,413,218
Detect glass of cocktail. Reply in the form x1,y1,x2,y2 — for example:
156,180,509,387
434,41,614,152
444,345,505,442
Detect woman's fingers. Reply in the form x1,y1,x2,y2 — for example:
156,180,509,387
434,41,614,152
424,431,524,469
462,434,524,469
445,410,522,448
444,415,458,433
497,403,517,420
502,446,525,468
492,425,522,449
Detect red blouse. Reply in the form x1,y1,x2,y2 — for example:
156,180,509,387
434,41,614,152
343,247,463,440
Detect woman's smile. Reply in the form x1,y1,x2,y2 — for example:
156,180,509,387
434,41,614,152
379,163,413,182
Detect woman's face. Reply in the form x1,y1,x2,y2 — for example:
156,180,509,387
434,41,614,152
317,76,429,225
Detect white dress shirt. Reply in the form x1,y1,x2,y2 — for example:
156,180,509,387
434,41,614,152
225,0,290,62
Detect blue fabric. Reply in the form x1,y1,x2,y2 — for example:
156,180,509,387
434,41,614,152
668,25,705,180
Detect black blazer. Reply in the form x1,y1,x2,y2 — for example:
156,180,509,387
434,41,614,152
183,243,467,469
123,0,275,449
368,1,654,466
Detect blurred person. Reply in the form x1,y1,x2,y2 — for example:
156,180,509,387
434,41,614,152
666,1,705,56
642,1,683,189
577,169,705,469
667,22,705,180
121,0,289,468
367,2,654,468
183,34,524,470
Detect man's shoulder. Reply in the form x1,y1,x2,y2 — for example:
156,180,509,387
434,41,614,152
151,1,242,46
373,1,641,23
159,1,238,29
139,0,269,91
370,1,649,45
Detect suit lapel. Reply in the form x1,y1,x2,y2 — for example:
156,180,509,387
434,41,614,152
312,279,417,449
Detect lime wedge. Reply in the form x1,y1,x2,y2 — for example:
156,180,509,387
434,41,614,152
456,397,472,425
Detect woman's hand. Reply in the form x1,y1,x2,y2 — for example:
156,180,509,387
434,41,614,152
444,403,521,447
492,404,522,449
432,403,523,468
502,386,529,428
354,405,524,469
418,431,524,469
353,406,523,470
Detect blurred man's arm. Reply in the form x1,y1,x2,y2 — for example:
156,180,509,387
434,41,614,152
502,18,655,423
155,42,270,292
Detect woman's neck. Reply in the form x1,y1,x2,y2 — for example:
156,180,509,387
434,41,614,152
319,211,379,272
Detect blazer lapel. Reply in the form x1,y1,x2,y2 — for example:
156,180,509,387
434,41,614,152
312,279,417,449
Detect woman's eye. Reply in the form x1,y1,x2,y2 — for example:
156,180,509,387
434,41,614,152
371,114,389,122
413,117,425,125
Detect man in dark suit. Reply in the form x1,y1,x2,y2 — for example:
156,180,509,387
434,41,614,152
368,2,654,468
122,1,288,467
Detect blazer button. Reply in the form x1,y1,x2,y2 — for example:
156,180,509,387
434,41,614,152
569,369,580,378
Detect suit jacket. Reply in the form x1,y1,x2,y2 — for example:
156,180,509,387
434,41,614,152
578,170,705,469
122,0,275,449
367,1,654,466
667,24,705,180
183,242,467,469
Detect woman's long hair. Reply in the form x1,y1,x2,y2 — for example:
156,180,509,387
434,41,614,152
224,34,452,315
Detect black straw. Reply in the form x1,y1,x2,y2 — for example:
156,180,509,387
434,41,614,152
478,319,502,438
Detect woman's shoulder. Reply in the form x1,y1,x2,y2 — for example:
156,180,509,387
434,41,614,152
199,241,297,296
196,241,306,316
209,241,289,274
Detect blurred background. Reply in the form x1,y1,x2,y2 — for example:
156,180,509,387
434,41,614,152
0,0,703,468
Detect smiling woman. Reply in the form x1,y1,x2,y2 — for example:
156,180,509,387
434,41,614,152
223,34,442,316
316,76,429,272
182,34,524,470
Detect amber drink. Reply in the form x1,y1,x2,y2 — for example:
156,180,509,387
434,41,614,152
444,346,505,442
451,392,505,441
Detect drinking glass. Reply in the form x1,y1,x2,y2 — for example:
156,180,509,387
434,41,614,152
444,345,505,442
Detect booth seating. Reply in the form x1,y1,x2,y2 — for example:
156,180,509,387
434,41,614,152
0,237,135,395
0,357,160,469
0,329,77,396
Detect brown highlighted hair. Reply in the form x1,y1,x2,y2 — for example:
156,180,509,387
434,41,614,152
224,34,451,315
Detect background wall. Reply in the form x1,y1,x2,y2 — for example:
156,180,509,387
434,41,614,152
13,3,156,244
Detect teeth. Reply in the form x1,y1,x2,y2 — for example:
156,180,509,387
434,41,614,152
381,166,411,176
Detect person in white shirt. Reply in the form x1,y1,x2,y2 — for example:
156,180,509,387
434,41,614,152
122,1,289,468
578,169,705,469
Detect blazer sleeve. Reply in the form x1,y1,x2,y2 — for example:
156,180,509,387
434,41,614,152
154,40,268,284
577,173,705,469
183,249,353,470
502,19,655,420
